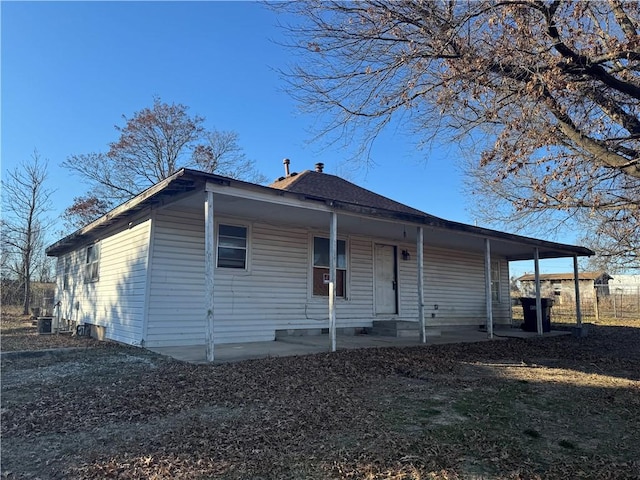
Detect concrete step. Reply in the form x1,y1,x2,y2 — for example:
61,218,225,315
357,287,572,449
370,321,441,338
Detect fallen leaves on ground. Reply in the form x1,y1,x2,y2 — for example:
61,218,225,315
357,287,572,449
1,310,102,352
2,320,639,479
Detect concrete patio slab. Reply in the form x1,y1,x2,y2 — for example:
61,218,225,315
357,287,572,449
149,327,571,364
149,340,328,364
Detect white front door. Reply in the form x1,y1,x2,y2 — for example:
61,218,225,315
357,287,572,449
375,244,398,315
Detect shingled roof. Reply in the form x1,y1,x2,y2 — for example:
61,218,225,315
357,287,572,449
269,170,428,217
517,272,611,282
46,167,594,260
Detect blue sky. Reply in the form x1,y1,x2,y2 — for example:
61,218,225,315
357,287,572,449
1,1,581,277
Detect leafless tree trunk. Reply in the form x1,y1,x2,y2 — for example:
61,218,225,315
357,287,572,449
2,151,53,314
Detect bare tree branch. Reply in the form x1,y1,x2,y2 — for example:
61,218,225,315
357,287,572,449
61,98,266,230
1,151,54,313
276,0,640,268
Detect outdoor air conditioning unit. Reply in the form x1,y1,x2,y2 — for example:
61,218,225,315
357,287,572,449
37,317,53,335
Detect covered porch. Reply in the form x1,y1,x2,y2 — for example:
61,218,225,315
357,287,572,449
43,168,594,356
200,175,593,361
150,326,572,364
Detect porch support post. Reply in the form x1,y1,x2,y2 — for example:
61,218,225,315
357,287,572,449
573,255,582,328
329,211,337,352
484,238,494,339
417,226,426,344
204,190,215,362
534,248,543,336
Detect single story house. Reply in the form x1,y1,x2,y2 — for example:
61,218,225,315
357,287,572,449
46,163,593,360
518,272,611,304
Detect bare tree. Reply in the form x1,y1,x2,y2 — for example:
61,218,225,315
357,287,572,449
192,129,268,184
277,0,640,268
62,97,265,228
1,151,54,313
61,195,115,232
62,97,205,207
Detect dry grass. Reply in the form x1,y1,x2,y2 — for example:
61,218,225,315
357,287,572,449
1,308,639,479
1,305,101,352
510,296,640,327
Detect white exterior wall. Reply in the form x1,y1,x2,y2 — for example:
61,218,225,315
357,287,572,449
397,243,511,327
144,204,510,347
54,219,151,345
145,207,379,346
145,207,206,347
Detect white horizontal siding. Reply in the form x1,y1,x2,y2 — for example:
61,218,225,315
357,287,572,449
496,260,511,321
397,241,511,327
397,243,418,319
54,219,151,344
213,230,380,343
144,203,513,347
145,213,381,346
53,198,513,350
55,252,83,322
426,245,487,322
146,207,206,347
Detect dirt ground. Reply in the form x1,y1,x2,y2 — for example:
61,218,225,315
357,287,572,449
1,308,102,352
1,308,639,479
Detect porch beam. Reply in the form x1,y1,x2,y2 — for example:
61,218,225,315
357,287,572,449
204,190,215,361
205,182,332,213
573,255,583,328
417,226,426,343
329,212,337,352
534,248,543,336
484,238,494,339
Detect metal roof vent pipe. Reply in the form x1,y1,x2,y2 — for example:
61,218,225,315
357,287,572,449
315,162,324,173
283,158,291,176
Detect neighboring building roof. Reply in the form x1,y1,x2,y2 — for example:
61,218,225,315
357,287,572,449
270,170,428,217
518,272,611,282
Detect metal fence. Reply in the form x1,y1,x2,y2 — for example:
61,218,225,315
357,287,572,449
1,280,56,315
550,283,640,321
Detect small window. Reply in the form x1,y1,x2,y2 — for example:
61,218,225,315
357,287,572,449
552,281,562,296
217,224,247,269
85,243,100,282
63,257,71,290
491,260,501,302
313,236,346,297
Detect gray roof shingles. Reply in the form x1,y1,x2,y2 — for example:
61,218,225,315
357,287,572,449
270,170,428,217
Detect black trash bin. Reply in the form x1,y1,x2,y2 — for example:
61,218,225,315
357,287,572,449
519,298,553,333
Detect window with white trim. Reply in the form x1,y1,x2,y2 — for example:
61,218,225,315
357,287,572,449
85,243,100,282
217,224,247,269
491,260,501,302
312,236,346,297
